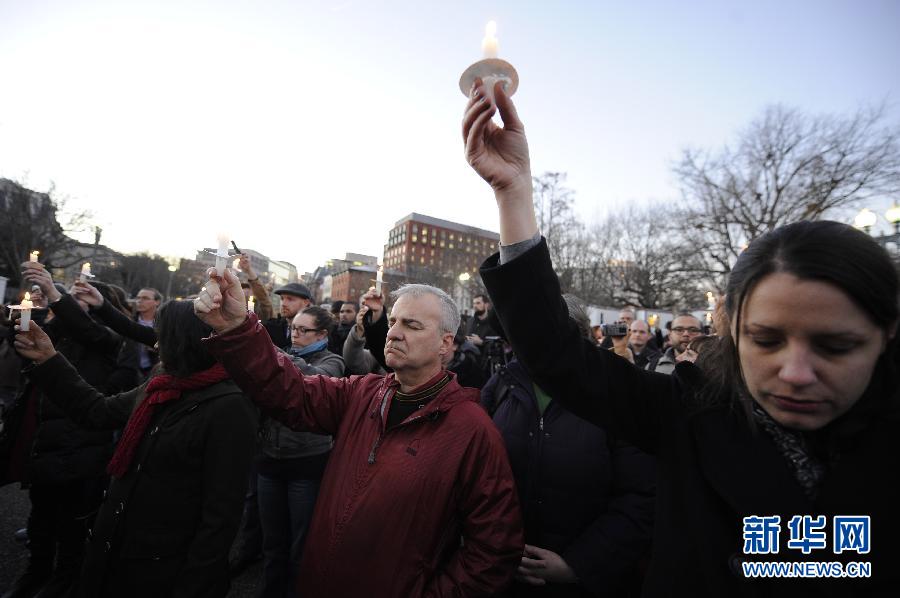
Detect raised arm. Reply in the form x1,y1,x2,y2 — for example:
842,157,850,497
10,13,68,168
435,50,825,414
15,323,138,429
465,81,684,454
71,281,157,348
21,264,122,353
195,268,360,434
238,253,275,321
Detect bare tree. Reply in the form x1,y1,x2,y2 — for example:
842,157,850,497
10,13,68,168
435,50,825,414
0,179,91,288
578,207,705,310
532,172,586,292
675,104,900,284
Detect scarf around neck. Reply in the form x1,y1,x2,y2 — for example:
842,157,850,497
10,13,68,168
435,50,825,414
107,362,229,478
290,338,328,358
751,402,826,500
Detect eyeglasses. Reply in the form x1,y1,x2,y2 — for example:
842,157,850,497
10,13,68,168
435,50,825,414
291,325,322,335
672,327,702,334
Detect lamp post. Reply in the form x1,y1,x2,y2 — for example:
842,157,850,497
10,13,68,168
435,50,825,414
886,202,900,235
165,265,177,300
853,208,877,234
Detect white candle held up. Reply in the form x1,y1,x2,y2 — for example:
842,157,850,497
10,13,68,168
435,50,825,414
80,263,92,283
481,20,498,58
248,296,255,313
375,265,384,295
19,292,34,332
29,250,40,263
216,233,230,278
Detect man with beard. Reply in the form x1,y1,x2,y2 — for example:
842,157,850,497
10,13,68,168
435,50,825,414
465,294,496,348
650,313,702,374
262,283,312,350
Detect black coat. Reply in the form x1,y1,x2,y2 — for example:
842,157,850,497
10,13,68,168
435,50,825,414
481,238,900,597
16,294,121,485
482,360,655,596
30,353,258,598
262,316,291,350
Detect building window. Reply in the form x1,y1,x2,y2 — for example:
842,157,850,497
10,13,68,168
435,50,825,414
449,243,454,249
422,227,428,236
412,224,418,233
430,238,436,246
412,235,417,243
440,241,445,248
420,257,425,264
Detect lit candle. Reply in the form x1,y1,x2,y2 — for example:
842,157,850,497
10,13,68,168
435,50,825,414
233,258,240,270
705,311,713,324
29,250,40,263
80,262,92,283
248,296,255,313
19,292,34,332
216,233,229,277
375,264,384,295
481,20,498,58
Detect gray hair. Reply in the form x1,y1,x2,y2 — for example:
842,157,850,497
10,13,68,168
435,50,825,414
391,284,461,334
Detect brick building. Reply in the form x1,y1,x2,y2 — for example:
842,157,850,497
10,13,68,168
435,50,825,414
383,213,500,277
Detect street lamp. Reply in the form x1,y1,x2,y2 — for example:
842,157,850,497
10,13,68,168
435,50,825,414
165,265,177,300
853,208,877,234
886,202,900,235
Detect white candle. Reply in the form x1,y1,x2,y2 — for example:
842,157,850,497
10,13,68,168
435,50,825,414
706,291,716,311
481,20,499,58
248,296,255,313
233,258,240,270
216,233,229,277
29,250,39,263
20,292,33,332
375,265,384,295
80,262,92,283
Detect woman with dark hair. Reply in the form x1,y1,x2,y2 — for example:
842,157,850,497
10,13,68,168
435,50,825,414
256,305,342,597
12,300,257,598
465,80,899,595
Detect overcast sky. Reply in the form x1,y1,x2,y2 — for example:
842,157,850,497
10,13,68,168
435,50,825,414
1,0,898,273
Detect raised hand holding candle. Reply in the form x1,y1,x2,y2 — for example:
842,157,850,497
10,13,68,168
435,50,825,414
29,250,40,263
216,233,230,277
80,263,92,283
375,265,384,295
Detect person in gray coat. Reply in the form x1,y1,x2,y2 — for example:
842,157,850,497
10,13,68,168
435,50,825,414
257,306,344,597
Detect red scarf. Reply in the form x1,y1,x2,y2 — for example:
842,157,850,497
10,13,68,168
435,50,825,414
107,363,229,478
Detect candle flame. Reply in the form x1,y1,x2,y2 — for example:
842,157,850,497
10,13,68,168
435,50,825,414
217,232,230,244
485,20,497,36
24,291,31,301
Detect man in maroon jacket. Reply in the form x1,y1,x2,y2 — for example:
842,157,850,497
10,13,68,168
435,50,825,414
194,269,523,597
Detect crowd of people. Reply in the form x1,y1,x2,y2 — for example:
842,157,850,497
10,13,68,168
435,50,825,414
0,78,897,597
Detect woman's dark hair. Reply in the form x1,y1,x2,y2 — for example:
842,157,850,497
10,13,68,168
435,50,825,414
301,305,335,335
155,300,216,378
705,220,899,412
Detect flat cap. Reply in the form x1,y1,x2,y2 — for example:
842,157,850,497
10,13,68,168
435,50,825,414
273,282,312,300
